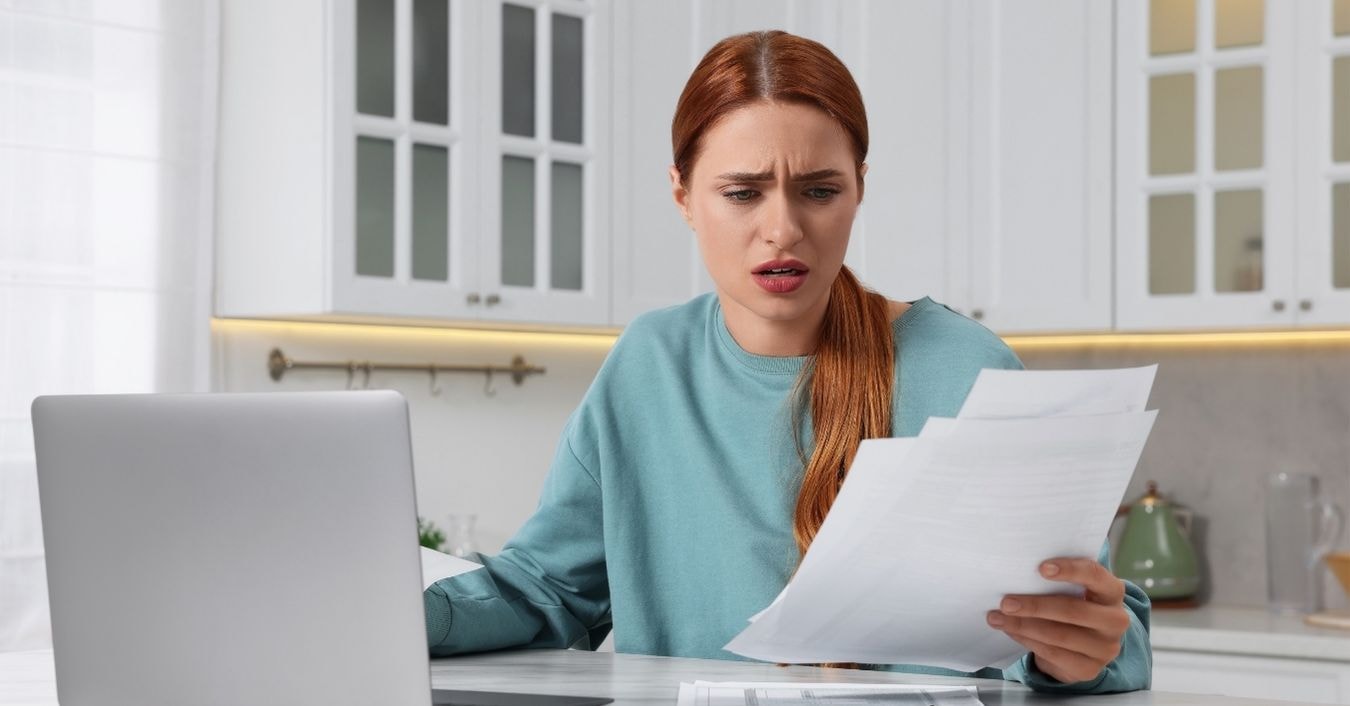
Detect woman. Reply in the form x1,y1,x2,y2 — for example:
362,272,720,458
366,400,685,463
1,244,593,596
424,31,1150,693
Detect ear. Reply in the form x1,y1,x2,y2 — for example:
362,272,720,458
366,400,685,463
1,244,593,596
856,163,868,204
669,165,693,226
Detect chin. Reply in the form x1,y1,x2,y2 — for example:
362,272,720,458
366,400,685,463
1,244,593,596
729,286,827,322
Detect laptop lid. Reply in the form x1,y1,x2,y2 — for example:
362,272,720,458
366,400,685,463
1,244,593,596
32,391,432,706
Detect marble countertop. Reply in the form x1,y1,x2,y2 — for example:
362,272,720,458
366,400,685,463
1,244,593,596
1151,605,1350,661
0,647,1331,705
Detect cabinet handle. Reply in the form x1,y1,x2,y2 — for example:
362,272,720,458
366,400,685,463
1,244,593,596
466,293,481,305
971,309,985,321
1271,300,1286,312
1300,299,1313,312
486,294,501,306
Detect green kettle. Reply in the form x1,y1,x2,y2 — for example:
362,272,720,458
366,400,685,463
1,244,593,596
1114,481,1201,605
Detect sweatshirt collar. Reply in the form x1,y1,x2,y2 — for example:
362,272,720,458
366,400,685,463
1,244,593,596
711,295,934,375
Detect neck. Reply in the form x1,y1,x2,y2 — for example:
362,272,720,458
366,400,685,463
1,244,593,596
718,292,831,357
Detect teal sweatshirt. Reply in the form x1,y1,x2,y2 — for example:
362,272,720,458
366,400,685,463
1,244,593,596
424,294,1152,693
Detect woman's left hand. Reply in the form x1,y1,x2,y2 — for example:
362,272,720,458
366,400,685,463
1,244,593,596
985,557,1131,685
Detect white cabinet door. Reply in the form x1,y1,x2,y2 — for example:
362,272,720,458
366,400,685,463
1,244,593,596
331,0,482,321
965,0,1113,333
477,0,612,327
844,0,964,312
609,0,706,326
1115,0,1299,331
1153,650,1350,704
1293,0,1350,326
853,0,1112,332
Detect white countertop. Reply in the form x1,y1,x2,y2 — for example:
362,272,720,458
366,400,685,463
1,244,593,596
0,647,1327,705
1152,605,1350,661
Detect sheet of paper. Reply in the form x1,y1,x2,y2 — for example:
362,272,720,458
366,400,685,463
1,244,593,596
420,547,482,590
677,682,982,706
725,366,1157,672
958,364,1157,419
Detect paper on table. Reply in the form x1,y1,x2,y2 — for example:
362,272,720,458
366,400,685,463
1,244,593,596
958,364,1157,419
420,547,482,590
725,404,1156,671
677,682,982,706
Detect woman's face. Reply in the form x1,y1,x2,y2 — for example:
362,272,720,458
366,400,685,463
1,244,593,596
670,100,864,328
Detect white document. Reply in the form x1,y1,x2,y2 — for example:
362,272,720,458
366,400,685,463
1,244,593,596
725,368,1157,672
957,364,1156,419
420,547,482,590
677,682,982,706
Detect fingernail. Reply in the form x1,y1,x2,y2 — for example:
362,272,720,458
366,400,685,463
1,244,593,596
1001,598,1022,613
987,612,1005,627
1041,562,1060,577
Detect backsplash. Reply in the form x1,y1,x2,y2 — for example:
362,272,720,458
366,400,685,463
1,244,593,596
1019,341,1350,610
213,320,1350,610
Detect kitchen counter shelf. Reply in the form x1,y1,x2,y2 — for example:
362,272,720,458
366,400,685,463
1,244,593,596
1152,605,1350,662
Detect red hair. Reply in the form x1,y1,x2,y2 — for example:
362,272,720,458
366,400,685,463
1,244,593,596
671,31,895,559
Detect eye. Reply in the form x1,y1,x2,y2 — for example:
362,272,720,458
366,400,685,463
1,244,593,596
723,189,758,203
805,187,841,201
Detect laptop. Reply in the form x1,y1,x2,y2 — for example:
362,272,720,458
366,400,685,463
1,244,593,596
32,391,610,706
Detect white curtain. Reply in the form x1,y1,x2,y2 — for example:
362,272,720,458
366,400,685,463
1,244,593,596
0,0,217,651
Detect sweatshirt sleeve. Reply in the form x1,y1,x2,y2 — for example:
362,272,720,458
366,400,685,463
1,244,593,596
1000,539,1153,693
423,421,611,657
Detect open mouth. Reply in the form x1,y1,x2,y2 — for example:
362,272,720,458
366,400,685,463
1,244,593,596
752,258,810,277
751,261,810,294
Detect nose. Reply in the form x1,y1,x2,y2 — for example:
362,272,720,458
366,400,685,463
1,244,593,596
761,191,804,251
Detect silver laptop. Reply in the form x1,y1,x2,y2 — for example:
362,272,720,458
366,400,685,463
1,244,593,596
33,391,613,706
32,391,435,706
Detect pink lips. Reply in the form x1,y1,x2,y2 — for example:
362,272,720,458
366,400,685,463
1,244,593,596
752,258,810,294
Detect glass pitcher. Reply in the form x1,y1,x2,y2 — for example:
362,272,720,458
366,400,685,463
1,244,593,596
1265,472,1344,614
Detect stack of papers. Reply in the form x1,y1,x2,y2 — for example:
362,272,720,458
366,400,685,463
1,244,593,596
676,682,982,706
725,366,1158,672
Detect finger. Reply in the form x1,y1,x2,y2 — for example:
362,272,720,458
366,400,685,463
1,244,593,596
1000,630,1109,686
1039,558,1127,606
987,612,1121,666
999,594,1132,636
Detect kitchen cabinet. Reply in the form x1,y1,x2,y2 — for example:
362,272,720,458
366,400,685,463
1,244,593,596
1154,650,1350,704
1294,0,1350,326
1115,0,1350,331
612,1,1113,333
1151,605,1350,705
216,0,611,328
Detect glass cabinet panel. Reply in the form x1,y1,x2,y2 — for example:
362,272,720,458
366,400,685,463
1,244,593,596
1150,73,1196,175
1213,189,1263,292
502,4,536,138
357,0,395,117
1214,66,1263,170
501,156,536,287
1337,0,1350,36
551,162,583,291
1151,0,1196,55
356,137,396,277
413,0,449,125
412,144,449,281
1336,57,1350,164
1215,0,1263,48
552,14,584,144
1336,184,1350,289
1149,193,1196,295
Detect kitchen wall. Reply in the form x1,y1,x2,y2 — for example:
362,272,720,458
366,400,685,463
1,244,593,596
211,320,613,555
1021,339,1350,611
213,320,1350,611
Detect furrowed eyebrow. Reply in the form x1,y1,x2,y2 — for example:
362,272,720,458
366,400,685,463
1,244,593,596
715,168,846,183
